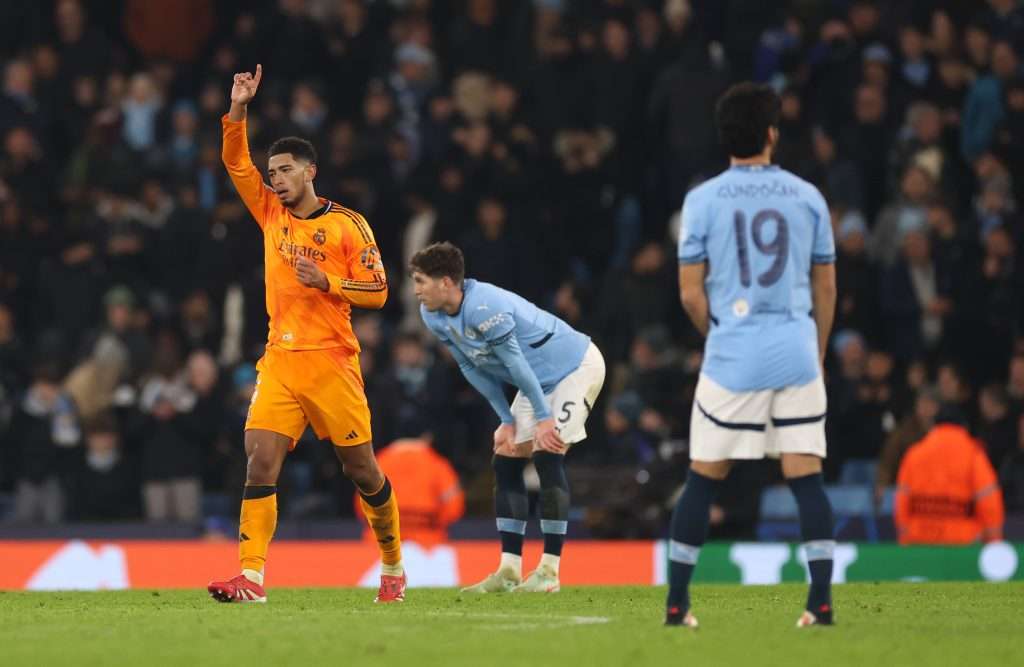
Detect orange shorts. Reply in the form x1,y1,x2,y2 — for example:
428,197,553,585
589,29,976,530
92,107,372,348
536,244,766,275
245,345,372,448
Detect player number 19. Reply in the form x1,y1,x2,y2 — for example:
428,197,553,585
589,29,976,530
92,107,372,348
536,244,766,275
733,209,789,287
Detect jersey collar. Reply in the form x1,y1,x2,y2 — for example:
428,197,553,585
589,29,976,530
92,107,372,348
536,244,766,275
293,198,332,220
729,164,780,172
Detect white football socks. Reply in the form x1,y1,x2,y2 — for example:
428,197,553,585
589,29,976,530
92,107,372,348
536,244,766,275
539,553,561,574
381,560,404,577
499,552,523,576
242,568,264,585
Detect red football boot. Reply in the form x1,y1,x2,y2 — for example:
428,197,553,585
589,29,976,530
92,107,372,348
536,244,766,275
207,574,267,603
374,572,407,603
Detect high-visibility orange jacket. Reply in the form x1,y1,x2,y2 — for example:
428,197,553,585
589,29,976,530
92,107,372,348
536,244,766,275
355,439,465,547
894,424,1005,544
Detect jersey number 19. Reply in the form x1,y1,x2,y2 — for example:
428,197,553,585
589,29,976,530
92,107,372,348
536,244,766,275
733,209,789,287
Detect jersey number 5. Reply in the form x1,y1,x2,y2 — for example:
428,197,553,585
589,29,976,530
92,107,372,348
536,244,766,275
733,209,789,287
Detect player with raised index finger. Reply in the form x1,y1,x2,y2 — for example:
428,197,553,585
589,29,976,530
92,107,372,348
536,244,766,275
207,65,405,605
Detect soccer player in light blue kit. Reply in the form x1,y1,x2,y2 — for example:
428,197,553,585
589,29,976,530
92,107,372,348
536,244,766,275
410,242,605,593
665,83,838,628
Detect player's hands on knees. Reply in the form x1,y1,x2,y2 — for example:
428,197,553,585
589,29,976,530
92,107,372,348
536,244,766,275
295,256,329,291
230,64,262,105
533,418,566,454
493,423,516,453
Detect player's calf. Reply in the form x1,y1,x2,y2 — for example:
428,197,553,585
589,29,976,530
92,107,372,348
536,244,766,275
787,471,835,622
532,451,569,581
665,470,722,620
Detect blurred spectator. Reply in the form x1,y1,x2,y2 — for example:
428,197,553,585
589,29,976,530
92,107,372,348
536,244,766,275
956,224,1022,383
876,386,940,499
879,227,952,363
895,408,1005,544
459,194,537,299
616,326,690,438
65,412,139,520
827,331,887,477
833,208,879,339
998,414,1024,512
962,39,1019,161
888,102,956,201
137,333,203,522
870,165,933,267
121,73,163,152
977,383,1017,469
937,361,975,424
65,285,150,419
54,0,113,81
369,332,451,450
841,84,892,223
595,241,681,364
6,361,80,523
802,127,863,211
604,392,661,465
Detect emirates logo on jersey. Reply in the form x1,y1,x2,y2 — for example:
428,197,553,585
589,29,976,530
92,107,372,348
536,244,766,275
313,228,326,245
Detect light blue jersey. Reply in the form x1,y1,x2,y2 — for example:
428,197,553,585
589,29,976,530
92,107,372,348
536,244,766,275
678,165,834,392
421,279,590,422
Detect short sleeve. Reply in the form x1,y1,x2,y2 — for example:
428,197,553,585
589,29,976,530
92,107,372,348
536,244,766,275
809,188,835,264
678,192,708,264
467,298,515,344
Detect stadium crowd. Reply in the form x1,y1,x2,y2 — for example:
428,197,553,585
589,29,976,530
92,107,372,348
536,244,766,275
0,0,1023,531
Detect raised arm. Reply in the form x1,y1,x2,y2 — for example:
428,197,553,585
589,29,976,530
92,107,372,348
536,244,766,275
222,64,275,226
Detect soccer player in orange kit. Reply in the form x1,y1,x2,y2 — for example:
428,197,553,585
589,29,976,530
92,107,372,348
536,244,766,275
207,65,405,604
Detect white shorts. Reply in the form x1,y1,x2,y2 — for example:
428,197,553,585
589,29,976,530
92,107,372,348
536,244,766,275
511,343,606,446
689,374,827,462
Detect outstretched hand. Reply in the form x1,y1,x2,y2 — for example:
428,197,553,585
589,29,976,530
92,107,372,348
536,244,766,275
231,64,262,106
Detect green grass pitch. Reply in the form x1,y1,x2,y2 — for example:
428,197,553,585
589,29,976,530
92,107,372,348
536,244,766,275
2,583,1022,666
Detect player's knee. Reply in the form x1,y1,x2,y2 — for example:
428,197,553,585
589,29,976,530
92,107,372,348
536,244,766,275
690,460,731,480
342,457,382,489
781,454,822,479
245,452,278,485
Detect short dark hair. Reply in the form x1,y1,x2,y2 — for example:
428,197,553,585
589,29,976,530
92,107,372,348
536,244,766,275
715,82,781,159
409,242,465,283
268,136,317,165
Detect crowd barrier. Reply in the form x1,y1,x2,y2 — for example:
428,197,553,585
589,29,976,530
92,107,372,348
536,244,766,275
1,540,1020,590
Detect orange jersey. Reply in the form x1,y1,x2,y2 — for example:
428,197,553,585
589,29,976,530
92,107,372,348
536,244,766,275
894,424,1005,545
222,115,387,354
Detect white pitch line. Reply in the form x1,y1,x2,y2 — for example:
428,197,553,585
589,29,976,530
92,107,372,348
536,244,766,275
424,611,611,627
